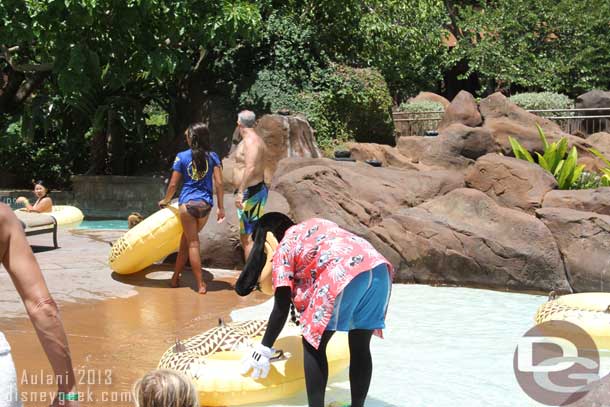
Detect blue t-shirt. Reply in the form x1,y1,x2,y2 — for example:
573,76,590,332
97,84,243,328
172,149,221,206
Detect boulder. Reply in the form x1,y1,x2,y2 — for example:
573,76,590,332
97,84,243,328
272,158,464,231
407,91,450,110
542,188,610,215
479,92,603,170
536,207,610,292
587,132,610,156
479,93,584,153
575,90,610,131
397,124,498,171
396,136,437,164
225,114,322,190
370,188,570,292
438,90,482,130
466,154,557,213
198,191,291,269
568,373,610,407
346,142,418,170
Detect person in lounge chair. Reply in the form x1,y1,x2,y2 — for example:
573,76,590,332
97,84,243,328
16,180,53,213
0,203,79,406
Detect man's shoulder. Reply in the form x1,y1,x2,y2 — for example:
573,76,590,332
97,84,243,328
0,204,17,226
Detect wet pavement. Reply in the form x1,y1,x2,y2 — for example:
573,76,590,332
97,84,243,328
0,228,267,406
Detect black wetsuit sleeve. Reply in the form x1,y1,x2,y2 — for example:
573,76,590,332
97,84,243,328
261,286,291,348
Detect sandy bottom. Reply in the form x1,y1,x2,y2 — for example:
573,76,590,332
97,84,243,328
0,267,268,407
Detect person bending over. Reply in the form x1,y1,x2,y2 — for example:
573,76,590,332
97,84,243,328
235,212,393,407
159,123,225,294
0,203,78,407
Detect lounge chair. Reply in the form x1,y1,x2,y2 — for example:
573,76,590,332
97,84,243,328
14,211,58,248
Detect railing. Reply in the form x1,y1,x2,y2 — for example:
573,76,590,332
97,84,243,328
527,108,610,135
392,110,444,138
393,107,610,137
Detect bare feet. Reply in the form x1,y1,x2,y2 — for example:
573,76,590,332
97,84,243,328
170,273,181,288
198,284,207,295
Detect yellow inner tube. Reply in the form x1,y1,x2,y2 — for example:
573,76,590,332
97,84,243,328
158,320,350,406
16,205,84,226
109,204,182,274
535,293,610,351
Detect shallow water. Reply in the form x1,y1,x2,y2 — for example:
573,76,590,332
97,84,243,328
231,285,610,407
77,219,128,230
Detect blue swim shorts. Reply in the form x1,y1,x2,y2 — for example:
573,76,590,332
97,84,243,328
327,263,391,331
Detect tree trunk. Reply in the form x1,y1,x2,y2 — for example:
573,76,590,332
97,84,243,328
108,109,126,175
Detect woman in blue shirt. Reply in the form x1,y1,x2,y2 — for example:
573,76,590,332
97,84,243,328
158,123,225,294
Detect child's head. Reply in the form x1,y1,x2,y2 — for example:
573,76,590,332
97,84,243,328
127,212,144,229
133,369,198,407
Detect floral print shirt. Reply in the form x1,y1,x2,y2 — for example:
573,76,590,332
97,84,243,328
272,218,394,348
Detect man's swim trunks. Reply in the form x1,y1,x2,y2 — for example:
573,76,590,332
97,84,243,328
237,181,268,235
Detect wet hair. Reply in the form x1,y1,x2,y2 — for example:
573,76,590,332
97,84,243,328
133,369,198,407
186,123,211,175
235,212,295,296
237,110,256,128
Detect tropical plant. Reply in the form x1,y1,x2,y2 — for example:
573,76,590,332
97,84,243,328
508,124,585,189
588,148,610,187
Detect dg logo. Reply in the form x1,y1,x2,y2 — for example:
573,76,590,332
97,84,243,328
514,320,601,405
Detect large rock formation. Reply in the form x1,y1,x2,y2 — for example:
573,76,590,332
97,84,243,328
466,154,557,213
438,90,482,130
272,157,464,231
346,142,418,170
371,189,570,292
576,90,610,133
407,91,450,109
536,208,610,292
542,188,610,215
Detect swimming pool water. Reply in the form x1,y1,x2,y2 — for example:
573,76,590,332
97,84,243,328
231,285,610,407
77,219,128,230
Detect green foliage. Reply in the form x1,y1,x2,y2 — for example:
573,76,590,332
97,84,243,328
588,148,610,187
449,0,610,95
241,64,394,151
509,125,585,189
571,171,606,190
509,92,573,117
397,101,445,113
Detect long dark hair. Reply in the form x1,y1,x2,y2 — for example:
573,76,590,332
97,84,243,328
235,212,295,296
187,122,211,174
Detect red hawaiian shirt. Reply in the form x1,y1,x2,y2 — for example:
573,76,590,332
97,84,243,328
272,218,394,348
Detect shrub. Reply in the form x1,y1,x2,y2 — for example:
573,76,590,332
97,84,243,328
240,64,395,153
509,125,585,189
397,100,445,113
509,92,573,117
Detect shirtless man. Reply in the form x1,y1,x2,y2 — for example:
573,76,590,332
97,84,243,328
233,110,267,261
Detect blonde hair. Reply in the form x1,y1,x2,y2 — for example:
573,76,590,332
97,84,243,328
133,369,198,407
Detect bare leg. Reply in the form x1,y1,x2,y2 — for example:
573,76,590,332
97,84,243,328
171,234,188,287
240,233,253,261
179,206,209,294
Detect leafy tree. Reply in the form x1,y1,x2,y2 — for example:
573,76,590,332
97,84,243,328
446,0,610,96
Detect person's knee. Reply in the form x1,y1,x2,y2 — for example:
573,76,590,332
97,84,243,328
187,239,200,249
